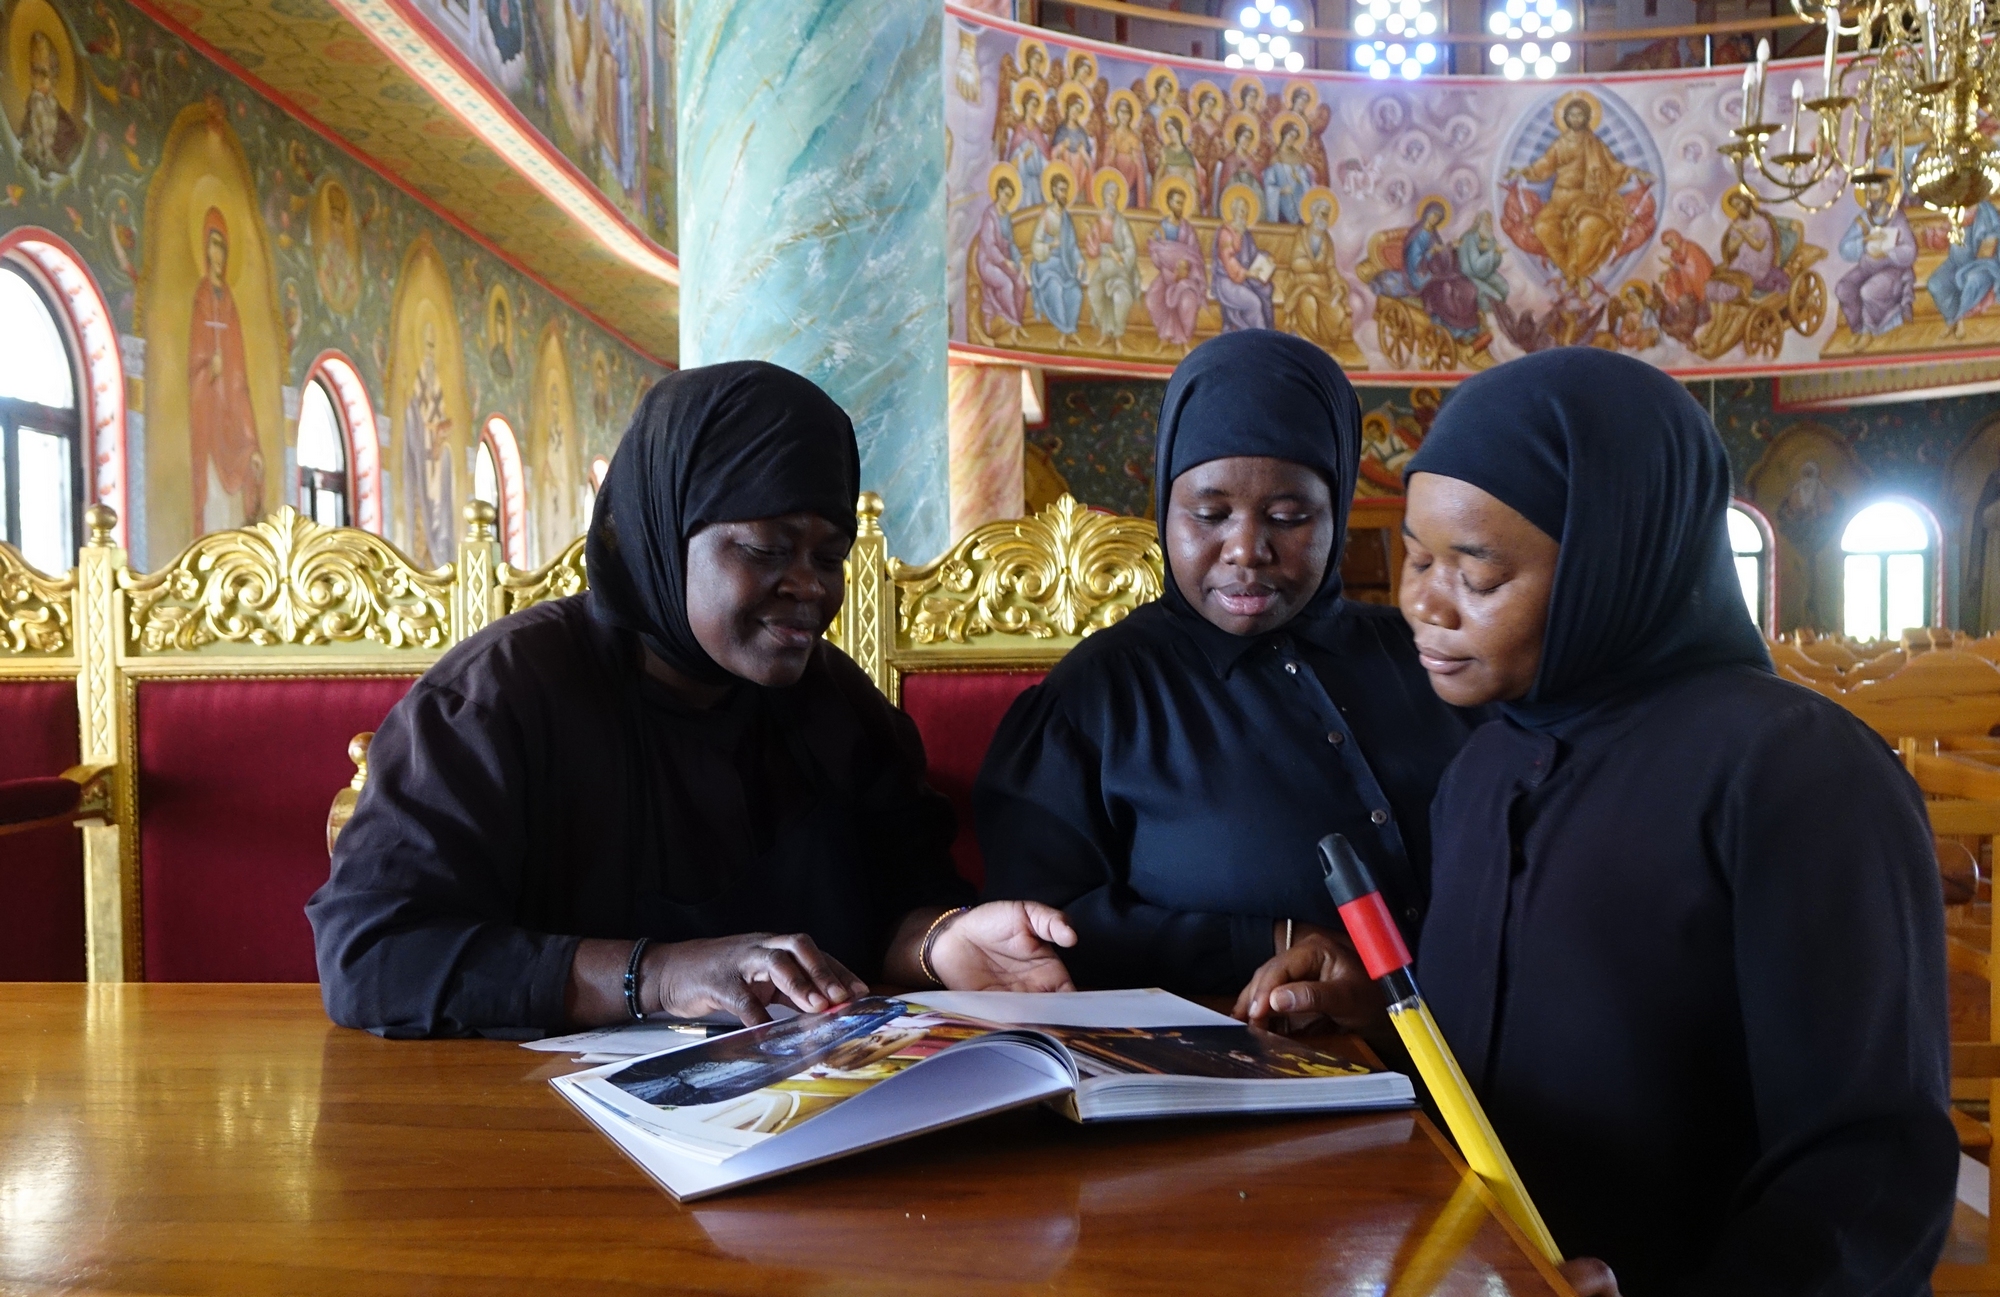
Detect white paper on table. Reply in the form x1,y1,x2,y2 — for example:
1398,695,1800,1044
522,1004,798,1057
898,988,1238,1029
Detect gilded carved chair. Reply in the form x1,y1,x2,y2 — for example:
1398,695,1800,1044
0,540,98,980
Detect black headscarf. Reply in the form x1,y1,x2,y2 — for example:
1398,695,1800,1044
1404,347,1770,731
1152,329,1363,628
586,361,860,685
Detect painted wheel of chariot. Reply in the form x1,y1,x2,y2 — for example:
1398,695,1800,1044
1790,271,1827,337
1744,302,1786,359
1376,298,1418,369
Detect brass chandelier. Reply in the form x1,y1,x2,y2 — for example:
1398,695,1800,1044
1721,0,2000,236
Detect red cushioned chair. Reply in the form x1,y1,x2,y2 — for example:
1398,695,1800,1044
834,494,1167,889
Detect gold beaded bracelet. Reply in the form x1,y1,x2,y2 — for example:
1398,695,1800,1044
918,906,972,988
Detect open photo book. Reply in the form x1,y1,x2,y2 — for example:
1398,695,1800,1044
550,989,1415,1201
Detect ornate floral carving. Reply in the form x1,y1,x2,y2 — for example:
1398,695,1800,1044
0,542,75,655
120,507,452,652
497,536,589,616
892,495,1163,645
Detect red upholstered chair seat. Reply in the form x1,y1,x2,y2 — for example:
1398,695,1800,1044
898,671,1045,889
0,680,85,980
136,677,417,982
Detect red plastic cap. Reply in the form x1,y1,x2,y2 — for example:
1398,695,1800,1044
1336,893,1412,980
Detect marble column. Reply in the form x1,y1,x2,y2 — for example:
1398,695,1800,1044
677,0,949,561
947,361,1024,541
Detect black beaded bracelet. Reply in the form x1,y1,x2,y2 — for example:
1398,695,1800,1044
623,936,651,1021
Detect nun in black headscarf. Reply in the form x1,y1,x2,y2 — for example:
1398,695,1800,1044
1401,348,1954,1295
975,331,1483,1019
310,361,1077,1039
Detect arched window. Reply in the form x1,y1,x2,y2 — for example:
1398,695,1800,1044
303,353,380,534
295,378,348,527
0,263,82,573
1842,500,1935,642
1726,502,1772,632
477,416,528,567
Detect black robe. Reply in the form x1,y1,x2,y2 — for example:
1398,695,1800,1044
1420,665,1955,1294
975,599,1482,994
307,595,970,1038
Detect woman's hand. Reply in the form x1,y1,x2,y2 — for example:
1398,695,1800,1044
1231,922,1384,1034
646,933,870,1025
1557,1258,1620,1296
926,901,1079,992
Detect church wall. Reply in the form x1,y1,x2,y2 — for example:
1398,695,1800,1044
1037,373,2000,635
0,0,662,571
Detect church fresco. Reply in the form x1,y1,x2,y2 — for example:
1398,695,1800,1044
945,5,2000,379
402,0,673,249
0,0,661,569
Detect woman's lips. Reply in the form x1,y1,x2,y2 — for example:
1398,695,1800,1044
1416,646,1472,675
1211,587,1279,618
763,622,819,650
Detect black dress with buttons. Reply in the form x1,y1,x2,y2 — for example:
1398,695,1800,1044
974,599,1484,995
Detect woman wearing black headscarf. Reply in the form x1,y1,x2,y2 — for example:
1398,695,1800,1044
309,362,1076,1038
1401,348,1954,1294
975,331,1482,1021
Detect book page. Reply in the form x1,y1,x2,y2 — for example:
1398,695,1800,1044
900,988,1237,1030
572,996,1018,1163
1048,1025,1376,1083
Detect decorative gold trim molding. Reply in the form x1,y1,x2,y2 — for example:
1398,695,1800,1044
890,495,1163,647
120,507,453,654
0,541,76,657
497,535,588,618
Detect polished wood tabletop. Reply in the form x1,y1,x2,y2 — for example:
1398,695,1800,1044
0,984,1574,1295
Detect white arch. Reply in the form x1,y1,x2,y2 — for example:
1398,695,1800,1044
481,415,528,567
1,229,126,549
304,351,383,534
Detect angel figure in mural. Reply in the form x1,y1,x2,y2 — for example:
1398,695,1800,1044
1152,109,1200,208
1066,49,1108,141
1607,280,1665,351
1082,170,1141,352
1231,76,1267,125
1050,85,1099,185
1137,66,1180,148
1102,92,1149,210
1030,163,1084,348
1188,82,1229,209
1212,116,1265,219
1280,81,1332,186
1145,176,1207,355
1501,92,1656,295
1276,188,1355,357
18,30,82,179
1835,185,1917,345
993,38,1055,152
1926,199,2000,336
1262,115,1313,225
1213,184,1277,332
1657,228,1713,346
975,165,1031,344
188,207,264,532
1007,79,1052,209
402,319,456,569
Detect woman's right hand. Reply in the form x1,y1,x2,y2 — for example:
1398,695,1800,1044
645,933,870,1025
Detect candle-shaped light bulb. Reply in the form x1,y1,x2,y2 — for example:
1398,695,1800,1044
1741,63,1755,126
1755,38,1772,122
1790,77,1805,154
1822,4,1839,96
1917,0,1939,75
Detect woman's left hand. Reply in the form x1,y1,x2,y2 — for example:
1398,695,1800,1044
928,901,1079,993
1232,922,1384,1034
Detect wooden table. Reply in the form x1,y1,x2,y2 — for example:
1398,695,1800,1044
0,984,1573,1295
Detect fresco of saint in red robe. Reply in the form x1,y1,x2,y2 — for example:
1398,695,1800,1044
188,207,264,531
